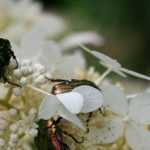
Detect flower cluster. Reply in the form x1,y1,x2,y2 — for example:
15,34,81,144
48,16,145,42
0,0,150,150
79,46,150,150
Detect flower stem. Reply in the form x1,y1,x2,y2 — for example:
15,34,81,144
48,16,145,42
28,85,51,96
95,68,112,85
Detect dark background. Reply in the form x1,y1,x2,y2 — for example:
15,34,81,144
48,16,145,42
35,0,150,74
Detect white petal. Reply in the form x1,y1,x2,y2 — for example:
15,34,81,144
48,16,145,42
73,85,104,113
54,51,85,78
126,124,150,150
121,68,150,81
59,105,85,131
20,31,44,60
31,14,66,38
146,87,150,93
38,41,62,70
11,0,41,19
113,70,127,78
0,0,14,9
0,84,9,100
81,45,121,69
61,32,104,50
87,117,124,144
38,95,85,130
129,92,150,124
56,92,84,114
38,95,59,119
2,23,27,44
101,84,128,116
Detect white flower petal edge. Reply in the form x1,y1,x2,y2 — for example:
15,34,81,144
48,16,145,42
111,69,127,78
73,85,104,113
12,32,62,67
30,14,66,39
56,92,84,114
121,68,150,81
38,95,85,130
129,92,150,124
80,45,121,70
11,32,44,61
61,32,104,50
81,45,150,81
125,123,150,150
101,84,128,116
87,117,124,144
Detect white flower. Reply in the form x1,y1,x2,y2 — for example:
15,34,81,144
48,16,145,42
0,0,66,42
0,108,38,149
22,68,86,131
14,54,84,129
38,94,85,130
0,38,86,148
72,85,104,113
36,83,104,121
11,31,86,79
56,92,84,114
81,45,150,83
89,84,150,150
146,87,150,93
52,84,104,114
8,32,103,80
60,32,104,50
0,84,9,100
0,58,86,149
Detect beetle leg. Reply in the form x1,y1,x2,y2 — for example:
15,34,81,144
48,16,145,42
62,130,84,144
54,117,62,124
3,76,21,87
13,56,18,69
85,112,93,133
62,143,70,150
14,58,19,69
10,50,19,69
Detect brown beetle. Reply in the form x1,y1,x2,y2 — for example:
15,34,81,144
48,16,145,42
49,78,100,95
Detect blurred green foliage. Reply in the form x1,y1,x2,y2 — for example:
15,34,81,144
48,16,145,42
36,0,150,74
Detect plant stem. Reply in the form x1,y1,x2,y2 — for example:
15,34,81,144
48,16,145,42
28,85,51,96
95,67,112,85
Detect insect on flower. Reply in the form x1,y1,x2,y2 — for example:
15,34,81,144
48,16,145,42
80,45,150,83
47,78,104,131
50,78,99,94
33,78,104,149
0,38,20,87
48,78,104,113
35,119,68,150
35,119,83,150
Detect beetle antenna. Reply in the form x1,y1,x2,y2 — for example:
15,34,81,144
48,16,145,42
62,130,84,144
45,77,69,83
